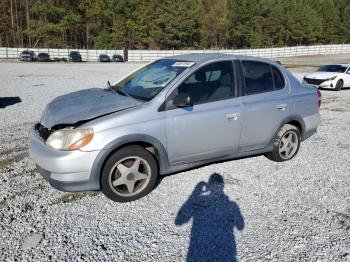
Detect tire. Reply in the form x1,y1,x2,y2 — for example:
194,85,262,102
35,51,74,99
100,145,158,202
335,79,343,91
265,124,301,162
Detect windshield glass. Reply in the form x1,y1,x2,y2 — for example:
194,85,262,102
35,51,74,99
317,65,347,73
112,59,192,101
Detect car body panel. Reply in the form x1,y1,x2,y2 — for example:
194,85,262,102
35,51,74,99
40,88,141,129
239,88,291,152
166,97,242,165
29,53,320,192
37,53,50,62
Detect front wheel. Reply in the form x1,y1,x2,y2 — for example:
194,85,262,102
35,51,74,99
100,145,158,202
265,124,301,162
335,79,343,91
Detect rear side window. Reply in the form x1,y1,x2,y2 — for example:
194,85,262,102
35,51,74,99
242,61,273,95
272,65,285,90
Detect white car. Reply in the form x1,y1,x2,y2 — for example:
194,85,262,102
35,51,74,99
303,64,350,91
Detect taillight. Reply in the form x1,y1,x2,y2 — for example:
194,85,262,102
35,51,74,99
317,90,322,108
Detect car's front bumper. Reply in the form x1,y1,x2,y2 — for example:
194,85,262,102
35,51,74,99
69,57,82,62
318,80,337,89
29,126,101,191
20,57,33,61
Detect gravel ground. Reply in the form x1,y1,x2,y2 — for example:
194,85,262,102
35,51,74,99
0,62,349,261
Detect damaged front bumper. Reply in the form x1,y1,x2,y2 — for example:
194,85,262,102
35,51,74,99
29,125,101,191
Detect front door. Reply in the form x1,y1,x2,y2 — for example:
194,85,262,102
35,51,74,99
165,61,242,165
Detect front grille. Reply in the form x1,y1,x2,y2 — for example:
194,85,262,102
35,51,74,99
35,123,52,141
303,78,325,86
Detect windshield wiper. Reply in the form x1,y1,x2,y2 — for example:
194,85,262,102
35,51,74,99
127,93,150,101
115,89,127,96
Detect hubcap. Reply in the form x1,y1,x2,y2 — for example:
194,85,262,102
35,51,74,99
278,131,299,160
109,156,151,197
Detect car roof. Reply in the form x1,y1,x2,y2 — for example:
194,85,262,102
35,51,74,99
323,64,350,67
163,53,277,65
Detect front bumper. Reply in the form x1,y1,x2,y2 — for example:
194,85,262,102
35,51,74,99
318,80,336,88
20,57,33,61
304,79,337,89
29,126,101,191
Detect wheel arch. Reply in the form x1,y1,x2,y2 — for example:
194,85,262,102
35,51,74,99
90,134,171,190
271,115,306,144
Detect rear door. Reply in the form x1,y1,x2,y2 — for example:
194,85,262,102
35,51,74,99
239,60,290,152
165,61,242,165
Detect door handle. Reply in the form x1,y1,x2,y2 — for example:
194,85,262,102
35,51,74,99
276,104,288,111
226,112,240,120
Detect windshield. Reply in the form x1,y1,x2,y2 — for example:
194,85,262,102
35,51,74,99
317,65,347,73
112,59,192,101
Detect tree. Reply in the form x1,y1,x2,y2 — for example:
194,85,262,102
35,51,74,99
0,0,349,49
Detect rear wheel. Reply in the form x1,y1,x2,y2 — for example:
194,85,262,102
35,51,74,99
335,79,343,91
100,145,158,202
265,124,301,162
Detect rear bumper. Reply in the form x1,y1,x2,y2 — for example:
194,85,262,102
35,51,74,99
29,126,101,191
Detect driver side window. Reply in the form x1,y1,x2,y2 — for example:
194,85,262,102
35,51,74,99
173,61,235,106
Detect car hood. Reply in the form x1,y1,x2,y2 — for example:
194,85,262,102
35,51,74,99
40,88,141,129
305,72,339,80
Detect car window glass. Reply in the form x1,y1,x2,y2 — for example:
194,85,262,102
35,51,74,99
113,59,188,101
242,61,273,95
184,73,198,84
175,61,235,105
317,65,347,73
272,65,285,90
207,70,221,81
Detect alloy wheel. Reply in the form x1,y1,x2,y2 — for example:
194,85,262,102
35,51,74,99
108,156,151,197
278,131,299,160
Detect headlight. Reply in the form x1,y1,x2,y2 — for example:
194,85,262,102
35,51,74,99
325,76,337,81
46,128,94,151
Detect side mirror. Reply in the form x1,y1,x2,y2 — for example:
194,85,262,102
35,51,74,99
172,93,192,108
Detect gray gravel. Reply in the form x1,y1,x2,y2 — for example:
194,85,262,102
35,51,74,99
0,62,349,261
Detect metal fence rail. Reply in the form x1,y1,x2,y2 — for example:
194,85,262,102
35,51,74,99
1,44,350,62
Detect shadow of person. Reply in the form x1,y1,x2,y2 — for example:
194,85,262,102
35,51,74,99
175,173,244,262
0,97,21,108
